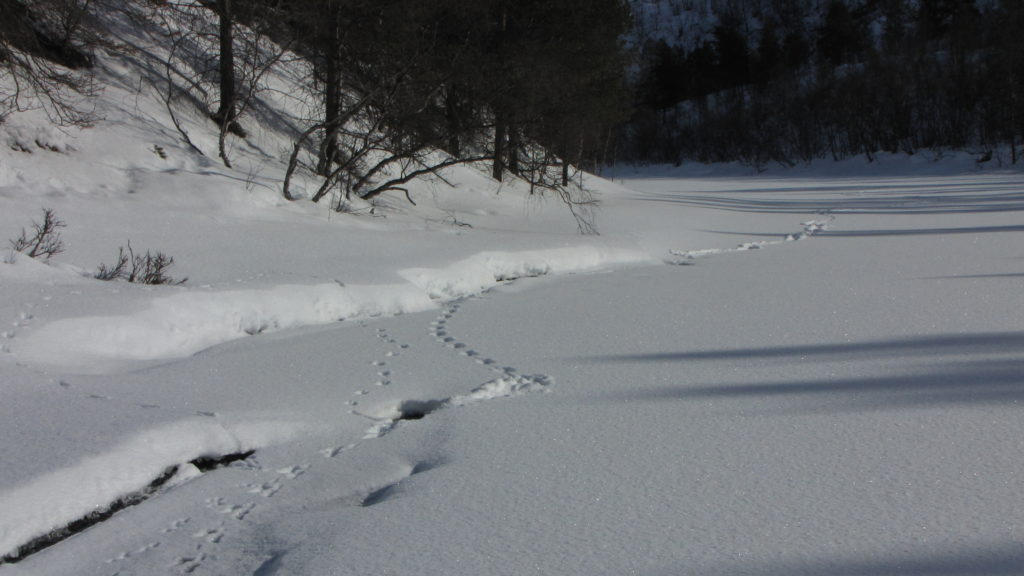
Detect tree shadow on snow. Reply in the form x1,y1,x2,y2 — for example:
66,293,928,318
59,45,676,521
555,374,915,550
586,332,1024,414
592,332,1024,363
653,543,1024,576
634,179,1024,215
699,224,1024,238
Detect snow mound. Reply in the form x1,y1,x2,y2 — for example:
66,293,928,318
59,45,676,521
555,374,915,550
14,246,648,370
450,374,552,406
399,245,650,300
15,283,434,369
0,418,302,561
0,250,90,284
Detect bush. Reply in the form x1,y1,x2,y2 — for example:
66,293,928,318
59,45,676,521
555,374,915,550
9,208,65,261
95,242,186,285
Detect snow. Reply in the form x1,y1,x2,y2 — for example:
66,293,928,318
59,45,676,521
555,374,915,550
2,4,1024,574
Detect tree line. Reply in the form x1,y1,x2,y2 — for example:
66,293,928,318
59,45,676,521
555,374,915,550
623,0,1024,167
0,0,631,222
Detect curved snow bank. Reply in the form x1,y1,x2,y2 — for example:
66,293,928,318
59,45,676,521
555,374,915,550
399,245,651,300
0,418,302,561
0,251,91,284
17,283,435,368
15,246,649,368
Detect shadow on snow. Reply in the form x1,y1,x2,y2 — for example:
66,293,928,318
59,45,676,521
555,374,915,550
633,177,1024,215
655,543,1024,576
584,332,1024,413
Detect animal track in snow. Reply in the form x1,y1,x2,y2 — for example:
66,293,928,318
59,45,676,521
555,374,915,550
320,443,356,458
355,459,442,508
277,464,308,480
246,479,282,498
362,373,552,438
668,216,835,264
105,541,160,566
193,527,224,544
163,518,191,533
12,311,33,327
172,552,206,574
227,502,255,520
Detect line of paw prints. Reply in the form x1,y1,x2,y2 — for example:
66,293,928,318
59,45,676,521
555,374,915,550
430,302,519,379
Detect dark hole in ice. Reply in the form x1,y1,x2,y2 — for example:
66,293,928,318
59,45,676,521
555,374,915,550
190,450,255,472
394,399,446,421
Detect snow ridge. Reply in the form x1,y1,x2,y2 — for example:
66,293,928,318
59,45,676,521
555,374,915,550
13,246,648,370
0,419,302,562
668,216,832,263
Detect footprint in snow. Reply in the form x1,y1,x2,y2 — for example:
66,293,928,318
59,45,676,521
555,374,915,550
247,479,281,498
278,465,308,479
193,527,224,544
172,552,205,574
320,443,356,458
228,502,255,520
106,541,161,564
163,518,191,533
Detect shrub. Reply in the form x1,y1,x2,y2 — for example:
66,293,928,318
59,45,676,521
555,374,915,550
9,208,65,261
95,242,186,285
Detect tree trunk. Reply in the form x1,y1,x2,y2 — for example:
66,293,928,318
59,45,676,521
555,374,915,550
317,1,342,177
444,87,461,158
507,121,519,175
214,0,236,123
492,111,506,181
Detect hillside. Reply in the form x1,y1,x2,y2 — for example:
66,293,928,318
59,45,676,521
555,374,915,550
623,0,1024,167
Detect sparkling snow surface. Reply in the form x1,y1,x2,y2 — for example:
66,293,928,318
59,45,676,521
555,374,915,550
2,10,1024,574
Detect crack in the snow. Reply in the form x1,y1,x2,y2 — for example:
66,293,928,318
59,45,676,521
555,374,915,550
0,451,255,565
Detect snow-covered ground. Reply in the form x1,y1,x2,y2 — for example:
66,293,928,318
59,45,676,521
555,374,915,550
3,6,1024,574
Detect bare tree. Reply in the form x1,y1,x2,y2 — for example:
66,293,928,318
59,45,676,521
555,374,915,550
0,0,99,125
149,0,288,167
